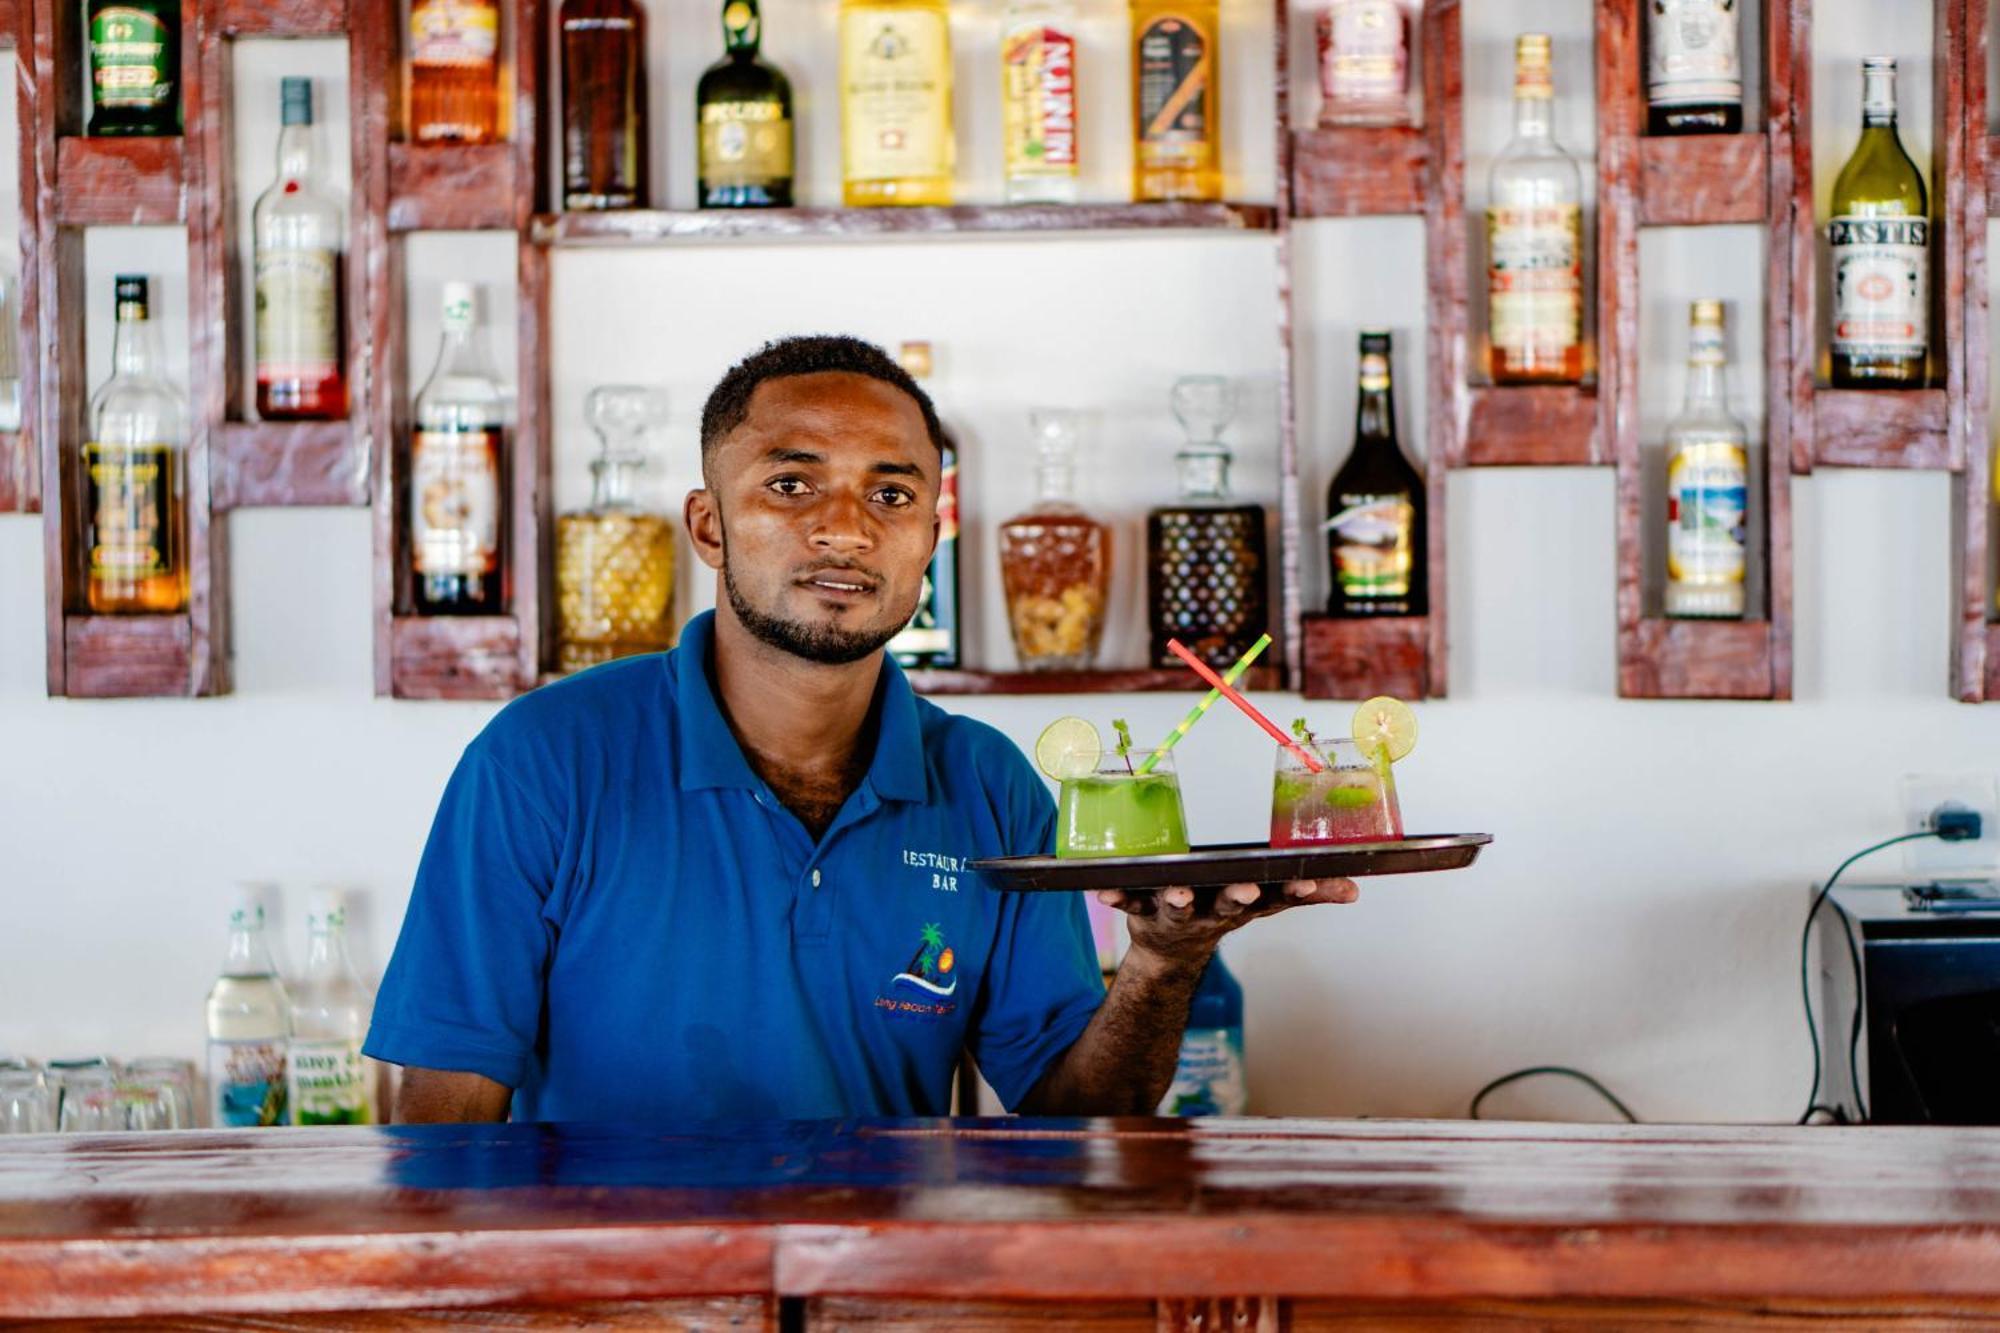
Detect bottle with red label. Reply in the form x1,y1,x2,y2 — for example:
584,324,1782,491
1002,1,1080,204
1316,0,1411,127
409,282,508,615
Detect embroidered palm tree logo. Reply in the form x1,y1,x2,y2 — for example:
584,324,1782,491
893,922,958,997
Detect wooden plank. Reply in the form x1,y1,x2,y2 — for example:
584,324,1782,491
1273,0,1299,688
1958,0,1991,701
905,667,1281,697
217,0,345,36
1809,388,1953,469
3,1298,776,1330
181,0,227,696
212,421,368,509
1785,0,1816,476
62,614,193,696
390,616,525,699
54,135,185,225
1637,134,1768,225
1765,0,1799,699
533,203,1281,247
1988,624,2000,702
0,432,27,511
354,0,398,695
807,1299,1152,1332
1462,386,1599,466
387,143,519,232
1424,0,1468,470
1289,126,1425,218
1298,614,1429,701
1288,1296,2000,1328
1619,619,1775,699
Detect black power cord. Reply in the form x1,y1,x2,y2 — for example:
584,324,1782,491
1798,830,1951,1126
1469,1065,1638,1123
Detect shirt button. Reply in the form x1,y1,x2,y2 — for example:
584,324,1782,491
811,869,822,888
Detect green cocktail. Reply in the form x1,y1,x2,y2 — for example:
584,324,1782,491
1056,761,1192,860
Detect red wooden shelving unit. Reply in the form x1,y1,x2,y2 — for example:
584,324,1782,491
0,0,38,516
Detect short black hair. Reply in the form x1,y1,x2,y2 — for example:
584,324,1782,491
699,334,948,467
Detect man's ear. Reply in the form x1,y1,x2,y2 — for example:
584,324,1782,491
685,488,725,572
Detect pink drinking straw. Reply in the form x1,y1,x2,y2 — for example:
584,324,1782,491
1164,638,1325,774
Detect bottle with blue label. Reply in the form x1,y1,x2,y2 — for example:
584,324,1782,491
204,890,292,1128
1159,953,1246,1116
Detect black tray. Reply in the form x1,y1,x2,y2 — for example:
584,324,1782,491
971,834,1492,893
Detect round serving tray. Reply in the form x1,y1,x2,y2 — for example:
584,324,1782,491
971,834,1493,893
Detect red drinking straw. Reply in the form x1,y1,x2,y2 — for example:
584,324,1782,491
1164,638,1324,773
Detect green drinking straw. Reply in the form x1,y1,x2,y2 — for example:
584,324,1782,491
1134,633,1273,776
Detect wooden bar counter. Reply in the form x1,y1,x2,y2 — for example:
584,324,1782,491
4,1117,2000,1329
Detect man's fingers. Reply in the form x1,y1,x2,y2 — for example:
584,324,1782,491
1284,877,1360,903
1161,886,1196,910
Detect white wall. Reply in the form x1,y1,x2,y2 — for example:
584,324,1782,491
4,0,1999,1125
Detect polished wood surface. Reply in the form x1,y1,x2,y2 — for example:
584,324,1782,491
536,203,1279,246
4,1118,2000,1328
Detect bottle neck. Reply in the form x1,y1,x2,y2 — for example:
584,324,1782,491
724,0,761,56
224,924,277,978
591,453,643,511
1035,461,1075,504
432,323,480,378
303,921,352,978
1861,65,1897,129
274,122,313,183
1681,358,1727,412
1512,89,1553,141
111,309,158,378
1176,446,1231,501
1355,364,1396,444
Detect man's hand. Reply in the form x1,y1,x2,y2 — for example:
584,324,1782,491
1098,878,1360,969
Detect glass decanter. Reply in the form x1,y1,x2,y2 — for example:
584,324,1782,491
555,385,677,673
1145,375,1269,669
999,409,1110,672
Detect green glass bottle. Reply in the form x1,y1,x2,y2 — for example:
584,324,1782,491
1827,56,1928,388
697,0,796,209
87,0,181,136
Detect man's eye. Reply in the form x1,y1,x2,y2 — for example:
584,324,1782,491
874,488,915,507
768,477,810,496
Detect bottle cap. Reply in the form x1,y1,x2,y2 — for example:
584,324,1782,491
230,882,271,930
306,887,346,929
440,281,476,333
280,77,313,127
1862,55,1897,72
113,274,148,308
1514,33,1554,99
1690,299,1725,326
897,340,934,380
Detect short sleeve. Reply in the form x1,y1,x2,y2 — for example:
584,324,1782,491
362,744,562,1091
966,771,1107,1110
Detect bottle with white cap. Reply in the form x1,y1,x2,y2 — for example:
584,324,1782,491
287,889,375,1125
204,888,291,1128
410,280,508,615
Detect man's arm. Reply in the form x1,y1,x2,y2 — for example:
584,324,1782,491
393,1067,513,1123
1016,878,1358,1116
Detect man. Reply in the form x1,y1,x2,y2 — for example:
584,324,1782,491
364,335,1357,1123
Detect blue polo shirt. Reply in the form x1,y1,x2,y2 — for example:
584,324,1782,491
364,611,1105,1121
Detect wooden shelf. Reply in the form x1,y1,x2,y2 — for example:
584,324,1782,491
217,0,345,37
1289,126,1424,219
213,420,367,509
532,202,1278,247
1955,0,1992,700
1298,616,1435,702
388,143,520,233
1638,133,1769,226
1620,619,1779,699
389,617,527,700
62,614,197,698
1462,384,1601,466
1809,386,1954,469
0,433,31,513
54,137,185,226
904,666,1281,697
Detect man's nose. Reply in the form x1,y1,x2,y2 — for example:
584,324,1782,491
809,491,876,550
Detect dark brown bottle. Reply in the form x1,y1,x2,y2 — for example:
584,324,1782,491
1326,330,1426,617
1146,376,1268,669
560,0,649,210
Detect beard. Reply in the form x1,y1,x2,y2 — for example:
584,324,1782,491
720,529,912,667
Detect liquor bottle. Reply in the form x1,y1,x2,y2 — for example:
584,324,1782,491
556,385,677,672
1317,0,1411,128
1488,33,1585,385
560,0,648,210
253,78,346,421
1664,300,1749,620
409,0,501,144
409,282,507,615
84,275,186,614
288,891,375,1126
999,409,1109,671
1646,0,1742,135
1131,0,1221,201
1158,955,1247,1116
86,0,180,137
697,0,795,209
1002,1,1080,204
205,891,291,1129
1828,57,1928,389
888,341,960,669
1146,375,1268,669
841,0,954,206
1326,330,1426,617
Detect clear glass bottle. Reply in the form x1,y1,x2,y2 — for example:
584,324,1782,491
254,77,346,421
1002,0,1080,204
1146,375,1268,669
840,0,955,206
409,281,507,615
85,274,187,614
1488,33,1585,385
1131,0,1221,201
557,385,677,673
205,890,291,1129
999,409,1109,671
1664,300,1749,619
1828,56,1928,389
287,890,375,1126
1317,0,1412,128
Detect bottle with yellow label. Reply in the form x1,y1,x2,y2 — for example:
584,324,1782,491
1130,0,1221,202
1487,33,1585,384
841,0,954,206
698,0,794,209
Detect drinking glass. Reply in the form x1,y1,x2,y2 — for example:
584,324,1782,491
124,1057,198,1130
115,1080,181,1131
1055,753,1192,860
56,1067,123,1132
1269,736,1403,847
0,1070,53,1134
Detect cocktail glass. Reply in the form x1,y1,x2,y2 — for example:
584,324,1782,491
1270,737,1403,846
1056,754,1192,859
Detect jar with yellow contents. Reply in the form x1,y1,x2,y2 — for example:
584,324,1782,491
556,385,677,674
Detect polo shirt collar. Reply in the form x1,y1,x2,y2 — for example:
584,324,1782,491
673,611,931,806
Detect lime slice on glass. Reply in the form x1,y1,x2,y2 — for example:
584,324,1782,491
1353,696,1417,764
1034,716,1102,781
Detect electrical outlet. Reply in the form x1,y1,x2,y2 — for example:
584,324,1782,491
1900,774,2000,877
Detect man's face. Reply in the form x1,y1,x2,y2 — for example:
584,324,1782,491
690,371,941,665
